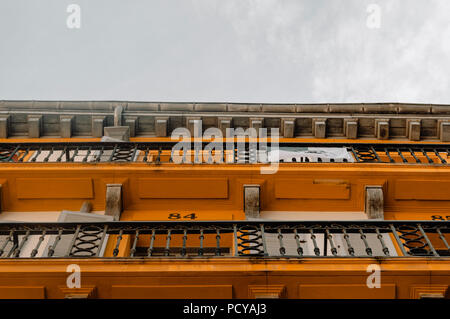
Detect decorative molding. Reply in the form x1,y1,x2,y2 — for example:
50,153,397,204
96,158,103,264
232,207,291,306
249,118,264,136
409,285,448,299
406,119,421,141
59,285,96,299
438,119,450,142
281,118,295,138
218,117,232,136
365,185,384,219
244,185,260,219
92,116,106,137
312,118,327,138
105,184,123,220
2,102,450,141
60,115,74,138
375,119,390,140
104,126,130,141
0,115,10,138
124,116,138,137
248,285,286,299
344,118,358,139
27,115,42,138
155,117,169,137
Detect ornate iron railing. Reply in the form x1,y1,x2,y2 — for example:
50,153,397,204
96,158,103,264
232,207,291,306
0,221,448,259
1,142,450,164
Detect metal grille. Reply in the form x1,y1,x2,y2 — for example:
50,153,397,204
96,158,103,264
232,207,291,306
0,221,447,258
1,142,450,164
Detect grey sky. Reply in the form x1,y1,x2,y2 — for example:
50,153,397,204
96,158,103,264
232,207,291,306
0,0,449,104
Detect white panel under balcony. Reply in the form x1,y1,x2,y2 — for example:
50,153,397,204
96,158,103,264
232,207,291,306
260,211,368,221
0,211,111,258
262,232,397,257
259,211,397,257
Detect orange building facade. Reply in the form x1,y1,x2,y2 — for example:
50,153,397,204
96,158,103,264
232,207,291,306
0,101,449,299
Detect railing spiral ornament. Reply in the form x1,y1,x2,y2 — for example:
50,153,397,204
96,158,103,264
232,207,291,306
0,150,11,161
69,225,104,257
111,147,135,162
397,225,430,256
236,225,265,256
0,147,17,162
354,148,378,162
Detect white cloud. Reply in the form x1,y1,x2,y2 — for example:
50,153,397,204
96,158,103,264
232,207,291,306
0,0,449,103
194,0,450,103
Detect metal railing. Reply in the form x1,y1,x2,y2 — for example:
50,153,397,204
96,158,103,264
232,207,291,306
1,141,450,164
0,221,448,259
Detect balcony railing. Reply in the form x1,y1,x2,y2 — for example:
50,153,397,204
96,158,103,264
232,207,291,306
1,142,450,164
0,221,448,259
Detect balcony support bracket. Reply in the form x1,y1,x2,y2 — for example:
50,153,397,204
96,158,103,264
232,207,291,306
365,185,384,219
244,185,260,220
105,184,123,221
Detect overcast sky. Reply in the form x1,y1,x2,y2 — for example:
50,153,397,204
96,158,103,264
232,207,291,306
0,0,449,104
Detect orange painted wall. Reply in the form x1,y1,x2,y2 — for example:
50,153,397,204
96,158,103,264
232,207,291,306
1,163,450,220
0,258,448,299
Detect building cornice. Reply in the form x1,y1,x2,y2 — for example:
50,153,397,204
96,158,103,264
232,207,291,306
1,101,450,141
1,100,449,113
